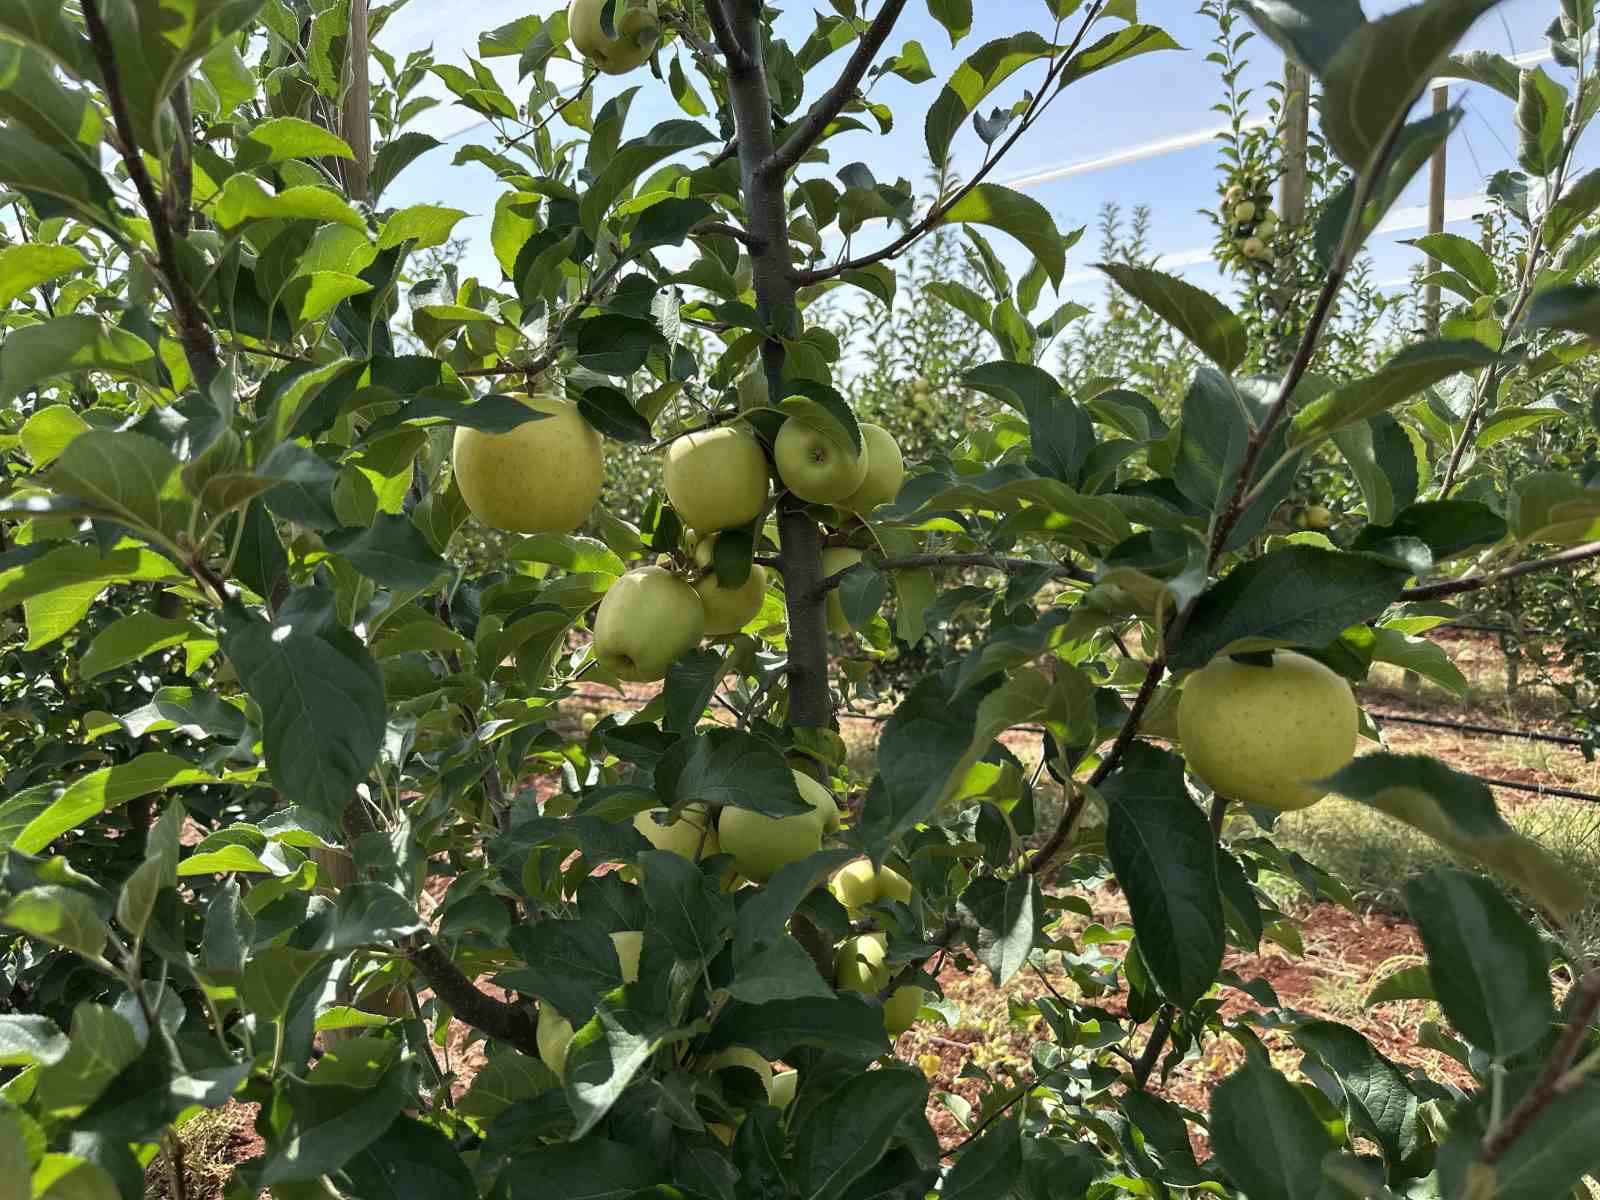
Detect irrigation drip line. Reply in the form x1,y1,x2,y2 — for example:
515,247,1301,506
564,692,1600,804
1369,711,1591,748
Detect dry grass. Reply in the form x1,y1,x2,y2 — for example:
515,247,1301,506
144,1104,258,1200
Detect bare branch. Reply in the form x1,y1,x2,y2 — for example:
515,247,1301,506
765,0,911,177
82,0,221,388
1399,541,1600,601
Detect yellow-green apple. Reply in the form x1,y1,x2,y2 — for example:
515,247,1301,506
1234,200,1257,223
538,1004,574,1077
1240,236,1266,259
611,930,642,984
819,547,863,633
718,770,838,881
452,392,602,534
883,985,925,1035
828,857,912,913
633,803,720,859
592,566,705,682
774,420,868,504
703,1045,773,1098
769,1068,797,1111
841,423,904,512
1177,649,1358,811
834,932,889,993
696,561,768,636
567,0,659,74
663,426,769,533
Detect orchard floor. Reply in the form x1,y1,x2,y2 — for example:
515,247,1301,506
147,632,1600,1195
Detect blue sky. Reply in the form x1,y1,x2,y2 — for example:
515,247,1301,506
381,1,1574,316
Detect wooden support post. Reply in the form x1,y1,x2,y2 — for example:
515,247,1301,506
1426,85,1449,333
1280,60,1309,229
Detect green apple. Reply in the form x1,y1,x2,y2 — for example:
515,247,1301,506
841,423,904,512
820,547,863,634
774,420,868,504
611,930,642,984
769,1068,798,1111
883,985,925,1035
633,802,720,859
828,857,912,911
567,0,659,74
1302,504,1334,529
1177,649,1358,812
835,932,889,994
452,392,602,534
1234,200,1257,223
538,1003,574,1077
592,566,705,682
703,1045,774,1099
664,426,770,533
1240,236,1266,259
696,562,768,636
718,769,839,882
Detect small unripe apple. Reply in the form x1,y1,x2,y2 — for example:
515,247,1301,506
769,1068,798,1111
567,0,660,74
452,392,602,534
1240,236,1266,259
1177,649,1358,812
828,857,912,911
1256,209,1278,237
633,802,720,859
820,547,863,633
611,930,643,984
774,420,868,504
1234,200,1257,223
835,932,889,994
718,770,839,881
883,984,925,1035
1302,504,1334,529
538,1003,574,1077
592,566,706,682
664,426,769,534
696,562,768,636
841,423,905,512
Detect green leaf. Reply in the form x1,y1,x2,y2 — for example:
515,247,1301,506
1103,744,1224,1007
18,404,88,467
1370,627,1468,696
12,752,215,854
1351,499,1507,560
79,612,212,680
565,1001,679,1140
1365,964,1434,1005
574,316,669,378
638,850,734,963
794,1066,928,1200
1515,65,1567,175
656,729,810,820
939,184,1067,287
1543,167,1600,248
238,116,353,166
1439,1071,1600,1200
942,1116,1021,1200
212,176,366,233
1404,868,1553,1057
341,1115,476,1199
1055,24,1181,89
0,128,115,228
504,920,624,1021
576,385,653,440
862,670,990,844
957,873,1042,986
663,647,721,735
1290,339,1495,446
927,0,973,46
1097,263,1248,371
30,1154,119,1200
0,243,86,308
1326,753,1586,918
455,1052,557,1121
376,204,469,251
220,588,386,824
313,884,423,951
1292,1021,1419,1169
1210,1059,1337,1200
727,936,835,1004
35,1005,140,1120
1508,471,1600,543
1235,0,1365,76
0,315,158,403
0,886,107,959
505,1142,660,1200
703,994,894,1064
258,1072,410,1186
1524,282,1600,340
1332,414,1420,527
924,34,1053,167
579,120,715,232
324,513,449,591
0,1114,30,1200
47,430,193,542
1319,0,1500,171
0,1014,68,1066
1476,404,1565,447
1405,232,1499,295
1171,546,1411,671
1438,48,1521,99
370,131,443,203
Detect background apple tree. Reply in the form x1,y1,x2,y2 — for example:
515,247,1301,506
2,0,1600,1197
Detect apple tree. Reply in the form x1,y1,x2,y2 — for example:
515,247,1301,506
1,0,1600,1197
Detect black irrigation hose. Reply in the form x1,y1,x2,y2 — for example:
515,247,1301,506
1472,776,1600,803
1370,710,1592,749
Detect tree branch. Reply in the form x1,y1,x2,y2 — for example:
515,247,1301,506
702,0,748,69
693,220,762,248
405,938,543,1059
765,0,910,177
1130,1005,1176,1089
812,552,1092,599
1399,541,1600,601
82,0,221,389
1480,970,1600,1164
794,0,1105,285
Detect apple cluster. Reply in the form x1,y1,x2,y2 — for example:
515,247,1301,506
1221,181,1278,271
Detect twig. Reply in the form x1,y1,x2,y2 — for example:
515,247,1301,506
765,0,911,177
457,251,629,380
81,0,221,389
1130,1005,1176,1089
693,220,762,248
1481,971,1600,1163
165,1129,191,1200
1399,541,1600,601
812,552,1092,599
794,1,1106,285
646,408,743,451
505,71,597,145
